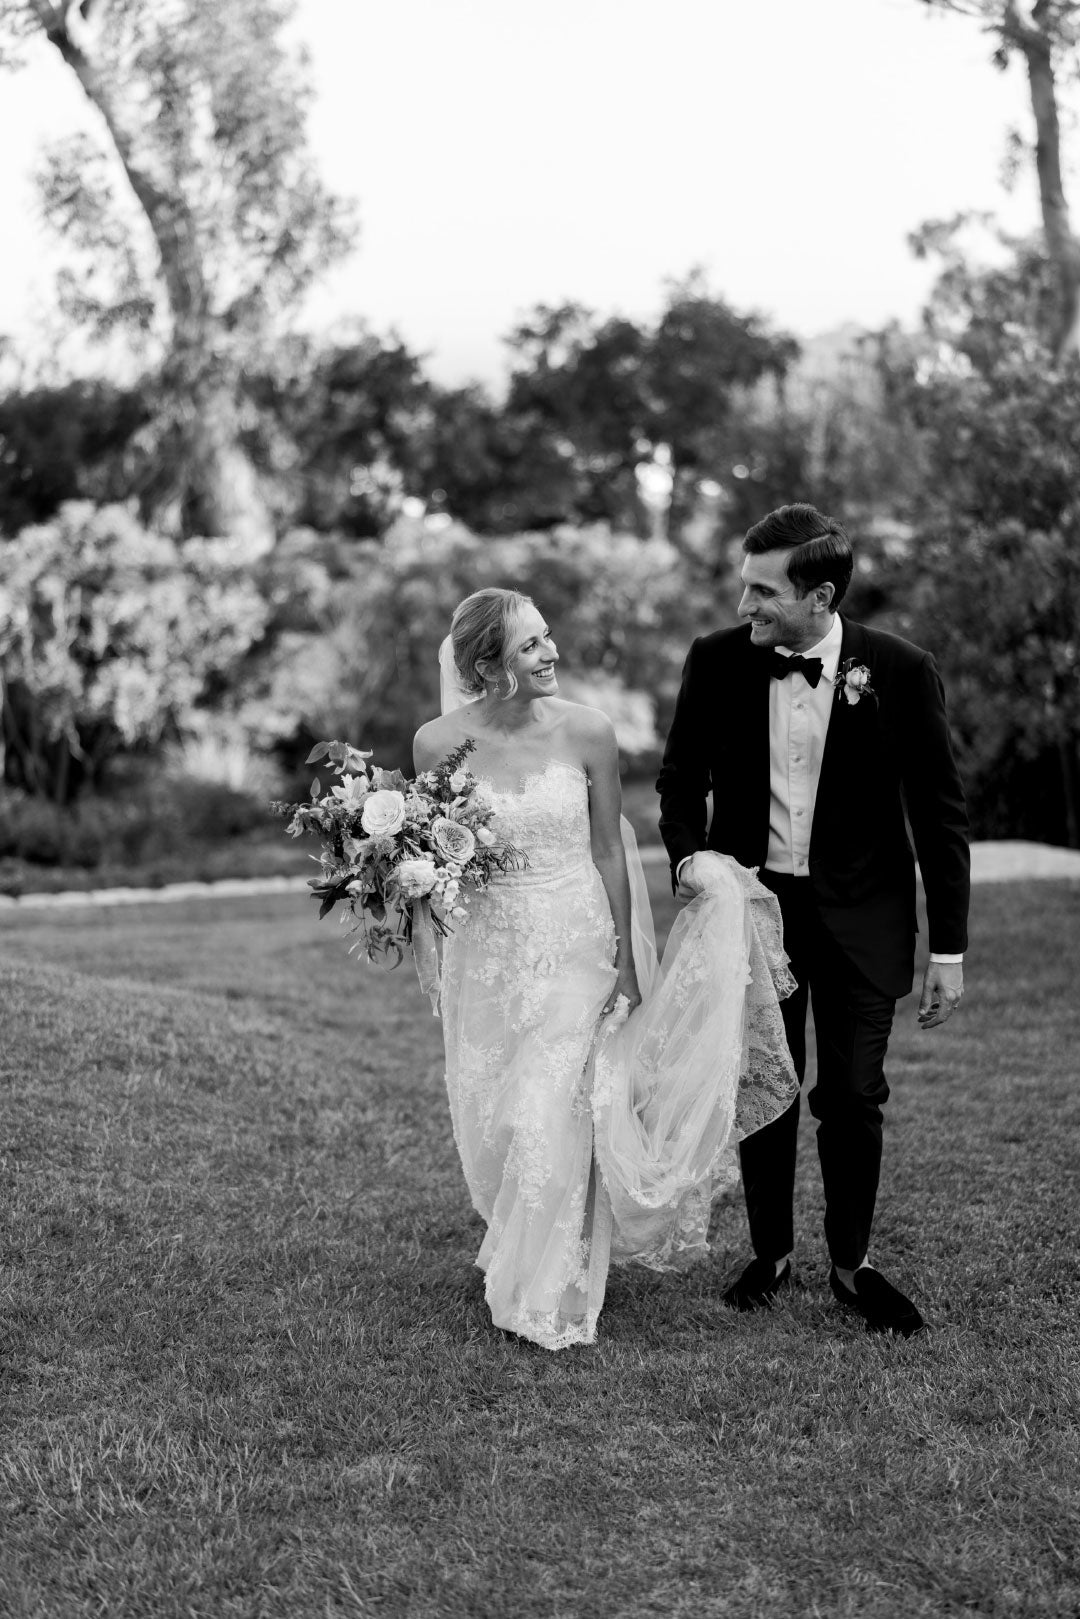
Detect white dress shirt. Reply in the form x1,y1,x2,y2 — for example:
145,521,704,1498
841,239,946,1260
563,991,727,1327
766,615,844,877
677,614,962,964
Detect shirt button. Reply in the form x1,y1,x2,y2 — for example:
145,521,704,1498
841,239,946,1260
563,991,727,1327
795,809,805,818
793,755,802,763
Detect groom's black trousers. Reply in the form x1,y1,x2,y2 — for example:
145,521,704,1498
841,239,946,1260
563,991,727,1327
741,873,897,1271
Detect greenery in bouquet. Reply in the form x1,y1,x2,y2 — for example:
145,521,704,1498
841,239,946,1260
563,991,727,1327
270,737,526,966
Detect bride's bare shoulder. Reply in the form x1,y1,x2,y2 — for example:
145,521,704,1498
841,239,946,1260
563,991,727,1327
413,709,476,772
556,698,615,747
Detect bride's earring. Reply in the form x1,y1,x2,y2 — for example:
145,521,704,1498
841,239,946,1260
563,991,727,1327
479,660,510,700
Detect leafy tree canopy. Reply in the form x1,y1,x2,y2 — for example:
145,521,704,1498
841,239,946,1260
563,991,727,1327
500,274,799,533
0,0,355,546
0,378,149,533
882,230,1080,842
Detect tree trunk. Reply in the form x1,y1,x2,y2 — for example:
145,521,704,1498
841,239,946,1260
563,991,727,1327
168,344,275,555
29,0,273,552
1007,0,1080,362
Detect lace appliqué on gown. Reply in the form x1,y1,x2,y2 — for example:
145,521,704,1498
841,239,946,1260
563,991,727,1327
440,761,617,1351
439,766,800,1350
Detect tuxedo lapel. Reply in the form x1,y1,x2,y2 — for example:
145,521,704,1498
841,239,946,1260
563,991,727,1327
812,618,874,849
737,637,773,860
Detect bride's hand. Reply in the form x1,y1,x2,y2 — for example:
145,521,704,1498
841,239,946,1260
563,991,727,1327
603,963,641,1018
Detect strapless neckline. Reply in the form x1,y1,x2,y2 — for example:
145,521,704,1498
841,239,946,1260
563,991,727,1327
477,758,588,799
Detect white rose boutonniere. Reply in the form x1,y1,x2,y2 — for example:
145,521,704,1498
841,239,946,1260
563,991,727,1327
835,659,876,707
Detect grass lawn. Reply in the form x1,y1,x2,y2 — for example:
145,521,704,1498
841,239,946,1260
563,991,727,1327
0,875,1078,1618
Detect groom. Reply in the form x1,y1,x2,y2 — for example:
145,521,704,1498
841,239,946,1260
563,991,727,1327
658,504,970,1336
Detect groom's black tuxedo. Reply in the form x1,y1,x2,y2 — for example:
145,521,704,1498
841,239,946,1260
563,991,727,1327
658,616,970,996
658,615,970,1270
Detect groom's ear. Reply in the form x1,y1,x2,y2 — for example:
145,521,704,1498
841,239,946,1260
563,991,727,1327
815,581,836,611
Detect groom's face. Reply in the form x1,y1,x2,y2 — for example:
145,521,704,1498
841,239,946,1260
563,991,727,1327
738,550,824,652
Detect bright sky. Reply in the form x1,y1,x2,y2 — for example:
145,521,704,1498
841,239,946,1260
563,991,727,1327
0,0,1047,386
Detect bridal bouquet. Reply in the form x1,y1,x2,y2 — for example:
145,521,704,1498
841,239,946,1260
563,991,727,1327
271,738,525,1003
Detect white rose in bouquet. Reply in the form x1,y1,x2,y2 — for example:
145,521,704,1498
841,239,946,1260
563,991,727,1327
393,857,439,900
361,789,407,836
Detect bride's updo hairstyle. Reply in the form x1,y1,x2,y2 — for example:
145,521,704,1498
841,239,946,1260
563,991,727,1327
451,587,535,699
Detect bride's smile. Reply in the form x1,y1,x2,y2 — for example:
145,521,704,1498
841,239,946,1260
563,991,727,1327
506,606,560,697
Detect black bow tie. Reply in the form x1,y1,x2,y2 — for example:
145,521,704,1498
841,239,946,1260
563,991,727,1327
769,651,824,688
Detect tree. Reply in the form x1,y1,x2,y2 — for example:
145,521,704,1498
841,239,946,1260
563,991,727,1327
647,277,799,472
0,0,354,548
415,384,534,534
500,277,799,537
905,6,1080,839
883,241,1080,844
245,329,436,538
919,1,1080,361
226,281,801,545
0,377,149,532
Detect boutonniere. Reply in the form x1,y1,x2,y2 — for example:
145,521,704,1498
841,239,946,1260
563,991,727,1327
834,658,876,707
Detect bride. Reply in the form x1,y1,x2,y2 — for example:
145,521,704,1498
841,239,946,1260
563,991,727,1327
413,587,797,1351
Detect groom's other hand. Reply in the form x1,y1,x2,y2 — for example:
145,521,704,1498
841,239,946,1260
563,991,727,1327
676,854,708,903
917,961,964,1029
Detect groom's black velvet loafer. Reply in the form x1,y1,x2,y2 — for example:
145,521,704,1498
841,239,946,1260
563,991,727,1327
722,1256,792,1312
829,1266,925,1338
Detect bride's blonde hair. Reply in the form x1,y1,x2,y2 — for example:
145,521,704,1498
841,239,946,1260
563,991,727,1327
451,588,534,698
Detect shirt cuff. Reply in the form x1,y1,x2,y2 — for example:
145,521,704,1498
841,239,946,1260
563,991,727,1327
675,856,692,879
929,952,964,964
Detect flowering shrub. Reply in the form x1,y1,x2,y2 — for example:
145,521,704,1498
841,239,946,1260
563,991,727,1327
0,502,267,802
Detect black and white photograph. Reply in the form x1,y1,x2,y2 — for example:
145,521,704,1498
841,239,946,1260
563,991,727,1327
0,2,1078,1615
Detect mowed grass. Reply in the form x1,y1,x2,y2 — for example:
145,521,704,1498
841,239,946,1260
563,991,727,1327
0,876,1078,1619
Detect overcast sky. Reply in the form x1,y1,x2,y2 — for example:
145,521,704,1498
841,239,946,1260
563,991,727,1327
0,0,1049,386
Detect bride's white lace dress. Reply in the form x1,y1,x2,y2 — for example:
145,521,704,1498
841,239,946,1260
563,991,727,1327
439,758,797,1351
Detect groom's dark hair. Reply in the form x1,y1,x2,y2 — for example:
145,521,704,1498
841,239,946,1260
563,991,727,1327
743,503,853,608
